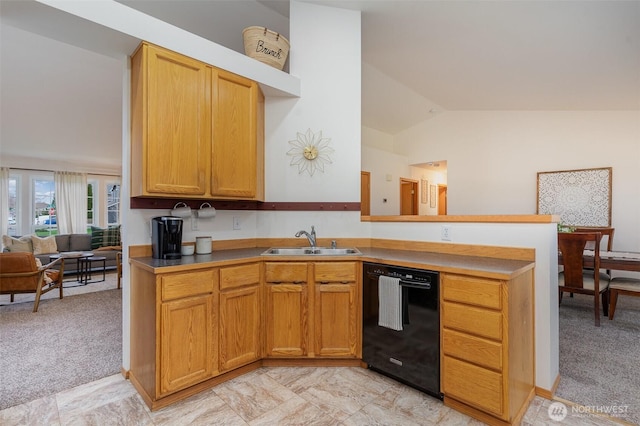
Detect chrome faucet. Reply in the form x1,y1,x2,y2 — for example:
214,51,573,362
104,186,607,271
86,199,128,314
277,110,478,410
295,225,317,248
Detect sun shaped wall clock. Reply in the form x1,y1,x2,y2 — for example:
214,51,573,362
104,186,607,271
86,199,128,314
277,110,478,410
286,128,334,176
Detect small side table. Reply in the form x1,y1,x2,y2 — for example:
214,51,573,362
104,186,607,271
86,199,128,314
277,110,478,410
50,252,94,284
81,256,106,284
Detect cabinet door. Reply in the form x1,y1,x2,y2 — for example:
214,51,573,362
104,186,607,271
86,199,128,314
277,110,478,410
314,262,359,357
219,285,261,371
265,263,308,357
211,68,258,198
314,282,358,357
160,294,215,395
136,43,210,197
266,284,308,357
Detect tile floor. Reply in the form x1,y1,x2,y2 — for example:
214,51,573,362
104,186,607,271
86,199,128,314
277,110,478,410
0,366,628,426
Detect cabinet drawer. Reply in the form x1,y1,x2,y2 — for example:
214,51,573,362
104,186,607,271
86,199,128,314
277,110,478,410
314,262,357,283
442,329,502,371
265,262,307,283
443,355,504,418
161,270,216,301
220,263,261,290
442,302,502,341
442,274,502,310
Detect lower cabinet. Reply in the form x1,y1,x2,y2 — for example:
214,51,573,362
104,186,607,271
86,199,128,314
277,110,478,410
314,262,359,357
130,255,530,421
440,270,535,425
264,261,360,359
264,262,309,357
160,287,216,395
129,265,218,406
219,263,262,371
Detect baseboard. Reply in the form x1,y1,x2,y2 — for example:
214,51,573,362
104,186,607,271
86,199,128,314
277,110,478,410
535,374,560,400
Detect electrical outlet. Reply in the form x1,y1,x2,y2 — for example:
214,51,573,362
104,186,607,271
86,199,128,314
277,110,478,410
191,217,198,231
441,225,451,241
233,216,241,230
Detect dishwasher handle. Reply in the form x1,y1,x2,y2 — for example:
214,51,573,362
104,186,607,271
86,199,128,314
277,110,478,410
399,280,432,290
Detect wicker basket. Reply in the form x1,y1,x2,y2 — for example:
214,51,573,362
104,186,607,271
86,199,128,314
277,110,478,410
242,26,290,70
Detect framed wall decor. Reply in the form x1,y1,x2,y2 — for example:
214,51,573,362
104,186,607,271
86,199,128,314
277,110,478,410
537,167,612,226
421,179,428,204
430,185,437,208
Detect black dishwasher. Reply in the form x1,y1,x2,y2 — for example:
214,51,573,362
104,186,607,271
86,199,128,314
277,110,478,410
362,262,442,400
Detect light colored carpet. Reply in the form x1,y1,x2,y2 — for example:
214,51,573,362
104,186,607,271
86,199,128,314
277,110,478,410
0,273,121,410
0,271,119,307
556,291,640,425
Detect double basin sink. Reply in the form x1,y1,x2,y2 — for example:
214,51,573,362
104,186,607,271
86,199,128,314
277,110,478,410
262,247,362,256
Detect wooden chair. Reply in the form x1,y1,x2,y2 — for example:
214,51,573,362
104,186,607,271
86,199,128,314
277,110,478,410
608,276,640,320
0,252,65,312
574,226,615,277
558,232,610,326
574,227,615,252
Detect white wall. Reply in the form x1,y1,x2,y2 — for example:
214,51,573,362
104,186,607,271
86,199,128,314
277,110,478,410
361,145,410,215
409,166,447,216
394,111,640,251
362,126,449,216
265,1,361,203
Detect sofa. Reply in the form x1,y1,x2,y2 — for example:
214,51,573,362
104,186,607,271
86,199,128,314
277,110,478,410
2,229,121,275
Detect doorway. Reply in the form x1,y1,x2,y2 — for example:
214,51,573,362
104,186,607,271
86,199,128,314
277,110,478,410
437,185,447,215
360,171,371,216
400,178,418,215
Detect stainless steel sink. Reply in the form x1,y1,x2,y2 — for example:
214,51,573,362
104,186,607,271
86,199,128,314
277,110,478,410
261,247,362,256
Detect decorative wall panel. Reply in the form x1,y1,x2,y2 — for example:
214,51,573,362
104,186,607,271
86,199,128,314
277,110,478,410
537,167,611,226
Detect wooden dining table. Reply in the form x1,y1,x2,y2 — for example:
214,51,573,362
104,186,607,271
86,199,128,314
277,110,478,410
581,250,640,272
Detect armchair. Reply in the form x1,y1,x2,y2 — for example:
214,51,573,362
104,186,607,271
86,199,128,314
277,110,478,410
0,252,65,312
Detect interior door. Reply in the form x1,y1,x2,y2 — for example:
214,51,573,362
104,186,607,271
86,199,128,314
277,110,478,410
438,185,447,215
361,171,371,216
400,179,418,215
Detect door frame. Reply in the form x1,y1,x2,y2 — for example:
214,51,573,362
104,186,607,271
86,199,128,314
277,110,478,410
437,184,447,215
360,171,371,216
400,178,418,215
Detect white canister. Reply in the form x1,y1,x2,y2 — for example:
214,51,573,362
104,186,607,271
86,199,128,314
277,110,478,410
195,236,212,254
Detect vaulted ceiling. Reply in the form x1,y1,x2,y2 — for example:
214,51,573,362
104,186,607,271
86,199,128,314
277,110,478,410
1,0,638,168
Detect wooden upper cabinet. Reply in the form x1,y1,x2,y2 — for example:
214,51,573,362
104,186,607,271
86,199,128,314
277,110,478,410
131,42,210,197
211,69,263,199
130,42,264,201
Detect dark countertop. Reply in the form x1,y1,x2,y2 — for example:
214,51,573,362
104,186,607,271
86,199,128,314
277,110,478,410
130,246,534,279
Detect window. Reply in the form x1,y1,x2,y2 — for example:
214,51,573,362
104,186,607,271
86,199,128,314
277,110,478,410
8,177,18,236
33,178,56,237
87,181,95,229
107,184,120,225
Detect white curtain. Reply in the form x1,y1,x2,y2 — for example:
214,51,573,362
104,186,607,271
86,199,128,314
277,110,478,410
54,171,87,234
0,167,9,238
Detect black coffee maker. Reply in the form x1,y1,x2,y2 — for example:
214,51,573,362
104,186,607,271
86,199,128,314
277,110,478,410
151,216,183,259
